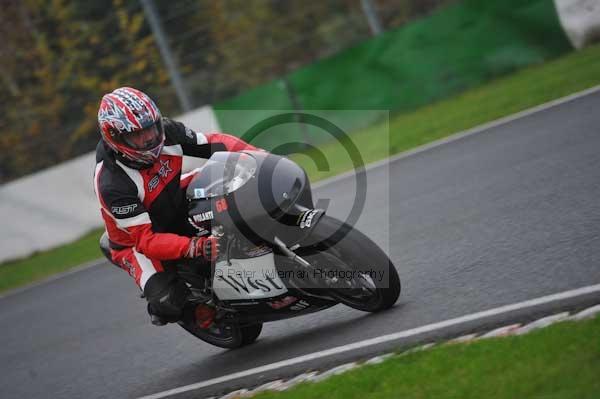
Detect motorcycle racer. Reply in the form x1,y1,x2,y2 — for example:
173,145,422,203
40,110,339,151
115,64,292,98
93,87,258,326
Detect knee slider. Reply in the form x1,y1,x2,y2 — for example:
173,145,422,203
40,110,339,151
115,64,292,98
99,232,119,268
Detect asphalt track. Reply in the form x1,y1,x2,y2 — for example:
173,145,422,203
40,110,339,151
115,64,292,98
2,89,600,399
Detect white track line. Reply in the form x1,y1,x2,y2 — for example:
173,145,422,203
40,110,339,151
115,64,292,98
137,283,600,399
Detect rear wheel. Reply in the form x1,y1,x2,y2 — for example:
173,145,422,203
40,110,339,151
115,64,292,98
179,306,263,349
298,216,400,312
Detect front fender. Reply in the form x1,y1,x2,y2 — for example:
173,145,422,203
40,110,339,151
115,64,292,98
275,207,326,247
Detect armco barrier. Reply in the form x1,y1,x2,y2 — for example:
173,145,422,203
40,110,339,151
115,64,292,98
0,106,220,264
555,0,600,49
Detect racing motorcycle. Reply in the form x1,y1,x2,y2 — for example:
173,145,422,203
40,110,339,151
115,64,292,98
106,151,401,349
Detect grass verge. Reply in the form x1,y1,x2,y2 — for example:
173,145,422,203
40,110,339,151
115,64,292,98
0,229,105,294
2,44,600,293
254,315,600,399
296,43,600,180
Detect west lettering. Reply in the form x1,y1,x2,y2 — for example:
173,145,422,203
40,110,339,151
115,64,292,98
265,274,283,290
218,275,250,293
253,279,272,292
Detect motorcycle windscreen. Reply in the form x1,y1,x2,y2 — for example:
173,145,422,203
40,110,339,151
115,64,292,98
186,152,257,200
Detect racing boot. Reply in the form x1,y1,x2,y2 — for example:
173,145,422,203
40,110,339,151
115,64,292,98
143,272,190,326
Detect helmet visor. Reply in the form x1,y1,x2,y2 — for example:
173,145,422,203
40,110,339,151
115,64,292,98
123,123,163,151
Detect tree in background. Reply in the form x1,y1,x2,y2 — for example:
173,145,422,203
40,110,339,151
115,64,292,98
0,0,168,182
0,0,455,184
207,1,317,98
374,0,456,29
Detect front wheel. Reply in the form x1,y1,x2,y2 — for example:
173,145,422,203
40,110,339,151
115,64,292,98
297,216,400,312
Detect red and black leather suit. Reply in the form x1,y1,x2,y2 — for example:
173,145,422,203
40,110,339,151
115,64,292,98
94,117,257,320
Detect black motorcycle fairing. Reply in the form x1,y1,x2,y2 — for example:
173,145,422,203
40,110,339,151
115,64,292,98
184,151,341,323
186,151,324,247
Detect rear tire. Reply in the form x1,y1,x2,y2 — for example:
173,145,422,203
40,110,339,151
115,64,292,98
240,323,263,346
179,306,263,349
298,216,400,312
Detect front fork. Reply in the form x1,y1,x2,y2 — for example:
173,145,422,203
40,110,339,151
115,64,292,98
273,236,338,294
274,236,311,268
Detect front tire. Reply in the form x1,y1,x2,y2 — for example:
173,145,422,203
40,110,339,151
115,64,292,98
298,216,400,312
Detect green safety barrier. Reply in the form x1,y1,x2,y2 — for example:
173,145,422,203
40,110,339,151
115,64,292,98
214,0,571,151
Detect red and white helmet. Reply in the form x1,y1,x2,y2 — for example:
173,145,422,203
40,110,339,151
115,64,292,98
98,87,164,168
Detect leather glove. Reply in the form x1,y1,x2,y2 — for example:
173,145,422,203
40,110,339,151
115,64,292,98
185,236,219,261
